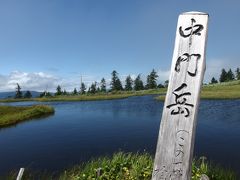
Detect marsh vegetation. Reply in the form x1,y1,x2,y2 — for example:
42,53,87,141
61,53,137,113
0,105,54,127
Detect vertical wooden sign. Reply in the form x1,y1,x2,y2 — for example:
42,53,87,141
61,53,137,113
152,12,209,180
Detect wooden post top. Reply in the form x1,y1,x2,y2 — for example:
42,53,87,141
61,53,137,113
181,11,209,15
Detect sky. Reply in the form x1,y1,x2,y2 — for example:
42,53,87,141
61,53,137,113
0,0,240,92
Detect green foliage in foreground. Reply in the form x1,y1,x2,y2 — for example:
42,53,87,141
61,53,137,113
60,152,153,180
0,105,54,127
192,157,236,180
6,152,236,180
59,152,236,180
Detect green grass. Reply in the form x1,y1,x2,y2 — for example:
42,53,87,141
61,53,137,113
60,152,153,180
0,105,55,127
1,80,239,103
0,98,36,103
38,93,138,102
0,88,167,103
156,80,240,101
201,80,240,99
4,152,237,180
59,153,236,180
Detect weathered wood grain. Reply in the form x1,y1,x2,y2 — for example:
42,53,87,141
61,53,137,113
152,12,209,180
16,168,24,180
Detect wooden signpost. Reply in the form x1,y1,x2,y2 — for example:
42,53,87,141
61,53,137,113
152,12,209,180
16,168,24,180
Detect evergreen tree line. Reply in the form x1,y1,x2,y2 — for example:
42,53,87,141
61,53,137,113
210,67,240,84
50,69,164,96
15,83,32,99
14,67,240,98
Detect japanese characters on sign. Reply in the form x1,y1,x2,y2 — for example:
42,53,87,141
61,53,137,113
153,13,208,179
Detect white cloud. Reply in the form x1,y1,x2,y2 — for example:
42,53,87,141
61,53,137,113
0,71,102,92
204,58,240,83
1,59,237,93
156,69,170,83
153,59,239,84
0,71,60,92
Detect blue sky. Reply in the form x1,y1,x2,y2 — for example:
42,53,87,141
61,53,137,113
0,0,240,91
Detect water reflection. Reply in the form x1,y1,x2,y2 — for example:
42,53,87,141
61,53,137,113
0,96,239,176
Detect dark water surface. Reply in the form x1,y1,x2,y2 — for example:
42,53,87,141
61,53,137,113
0,96,239,175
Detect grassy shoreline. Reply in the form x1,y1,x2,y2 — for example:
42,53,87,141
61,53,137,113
0,105,55,127
5,152,237,180
200,81,240,100
156,80,240,101
0,89,166,103
0,80,239,103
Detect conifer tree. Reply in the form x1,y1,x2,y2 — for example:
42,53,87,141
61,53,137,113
219,68,227,82
97,87,101,93
226,68,234,81
146,69,158,89
87,87,91,94
90,82,97,94
100,78,107,92
210,77,218,84
157,84,164,88
164,80,169,88
80,82,86,94
15,83,22,98
134,74,144,91
125,75,133,91
40,91,52,97
73,88,78,95
63,89,67,95
24,90,32,98
236,67,240,80
55,85,62,96
110,70,123,91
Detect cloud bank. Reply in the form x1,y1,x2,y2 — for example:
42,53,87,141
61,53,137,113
0,71,60,92
1,59,239,92
0,71,108,92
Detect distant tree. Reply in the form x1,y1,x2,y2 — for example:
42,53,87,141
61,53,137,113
110,70,123,91
236,67,240,80
39,91,52,98
63,89,67,95
210,77,218,84
111,70,117,91
24,90,32,98
125,75,133,91
73,88,78,95
219,68,228,82
100,78,107,92
87,87,91,94
116,79,123,91
134,74,144,91
97,87,101,93
157,84,164,88
90,82,97,94
226,68,234,81
55,85,62,96
39,92,45,98
146,69,158,89
80,82,86,94
15,83,22,98
164,80,169,88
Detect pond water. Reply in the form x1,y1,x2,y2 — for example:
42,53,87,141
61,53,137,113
0,96,240,176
